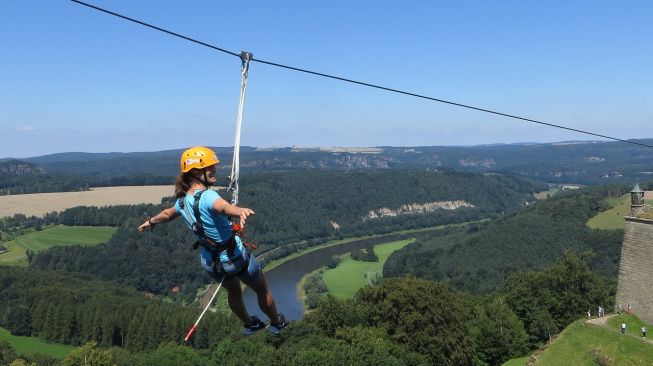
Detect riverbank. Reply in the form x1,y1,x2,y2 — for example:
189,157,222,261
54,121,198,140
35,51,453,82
259,219,482,272
204,220,481,319
296,238,414,312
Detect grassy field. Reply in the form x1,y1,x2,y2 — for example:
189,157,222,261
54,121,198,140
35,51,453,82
586,194,630,230
606,313,651,338
0,327,74,359
322,239,413,298
502,358,528,366
530,317,653,365
0,225,117,266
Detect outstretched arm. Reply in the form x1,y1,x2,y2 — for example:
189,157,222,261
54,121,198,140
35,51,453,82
137,206,180,232
212,197,255,227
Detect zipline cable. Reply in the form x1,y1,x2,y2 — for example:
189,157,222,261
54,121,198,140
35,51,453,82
70,0,240,58
227,52,253,206
70,0,653,149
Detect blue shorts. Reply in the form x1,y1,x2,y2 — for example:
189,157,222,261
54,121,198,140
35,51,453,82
199,245,261,284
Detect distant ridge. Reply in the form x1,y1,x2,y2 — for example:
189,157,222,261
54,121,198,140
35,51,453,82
18,138,653,160
9,138,653,185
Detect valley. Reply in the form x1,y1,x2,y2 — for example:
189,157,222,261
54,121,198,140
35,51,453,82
0,154,652,365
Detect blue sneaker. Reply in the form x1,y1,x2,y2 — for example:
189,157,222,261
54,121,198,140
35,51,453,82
243,316,267,336
268,314,289,334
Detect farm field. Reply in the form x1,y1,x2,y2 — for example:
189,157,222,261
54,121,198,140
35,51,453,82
0,225,116,266
322,239,413,298
586,194,630,230
0,185,174,217
0,326,74,359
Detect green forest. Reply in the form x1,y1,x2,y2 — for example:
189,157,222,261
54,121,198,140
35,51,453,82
384,183,632,293
0,168,650,365
0,252,612,366
24,170,542,301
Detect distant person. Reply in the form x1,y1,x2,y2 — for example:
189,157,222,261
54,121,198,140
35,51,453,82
137,146,288,335
622,323,626,334
618,304,624,314
627,304,633,315
587,310,591,319
643,326,647,338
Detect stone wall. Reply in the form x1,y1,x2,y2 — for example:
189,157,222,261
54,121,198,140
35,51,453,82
615,216,653,322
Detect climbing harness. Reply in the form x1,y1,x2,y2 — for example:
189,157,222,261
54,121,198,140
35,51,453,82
227,51,253,206
179,191,232,251
178,190,247,275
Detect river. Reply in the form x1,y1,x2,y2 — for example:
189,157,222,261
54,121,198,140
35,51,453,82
242,233,413,321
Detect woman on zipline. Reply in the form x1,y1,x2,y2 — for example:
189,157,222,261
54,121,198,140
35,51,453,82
137,146,288,335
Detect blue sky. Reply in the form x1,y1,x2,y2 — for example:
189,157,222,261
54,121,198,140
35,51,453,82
1,0,652,158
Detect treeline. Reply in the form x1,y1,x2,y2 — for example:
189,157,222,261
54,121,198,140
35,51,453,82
0,266,233,351
384,183,632,293
1,204,164,229
30,170,543,300
303,269,329,309
0,172,172,196
0,205,161,244
500,251,613,347
0,156,175,196
1,253,611,366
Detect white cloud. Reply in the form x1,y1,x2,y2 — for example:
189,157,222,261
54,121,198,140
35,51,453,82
16,126,35,132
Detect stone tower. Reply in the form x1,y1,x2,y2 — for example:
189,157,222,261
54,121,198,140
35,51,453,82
615,184,653,322
631,183,645,216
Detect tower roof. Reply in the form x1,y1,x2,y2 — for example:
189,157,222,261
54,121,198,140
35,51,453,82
632,183,644,193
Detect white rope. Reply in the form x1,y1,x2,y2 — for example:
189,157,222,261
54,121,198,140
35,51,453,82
183,278,224,342
229,51,252,205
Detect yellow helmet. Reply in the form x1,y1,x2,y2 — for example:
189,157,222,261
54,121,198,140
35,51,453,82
180,146,220,173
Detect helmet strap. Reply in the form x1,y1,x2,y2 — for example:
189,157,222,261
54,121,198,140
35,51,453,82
190,169,212,189
202,170,213,188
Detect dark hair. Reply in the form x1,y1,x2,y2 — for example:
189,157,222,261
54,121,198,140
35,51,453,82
174,172,193,198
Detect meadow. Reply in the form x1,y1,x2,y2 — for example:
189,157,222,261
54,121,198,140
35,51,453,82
0,326,74,359
502,358,528,366
0,225,116,266
322,239,413,298
586,193,630,230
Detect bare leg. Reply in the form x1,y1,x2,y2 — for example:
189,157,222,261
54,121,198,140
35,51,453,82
246,272,280,323
222,277,252,324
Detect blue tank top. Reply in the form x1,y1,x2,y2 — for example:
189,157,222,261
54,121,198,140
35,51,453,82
175,189,245,262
